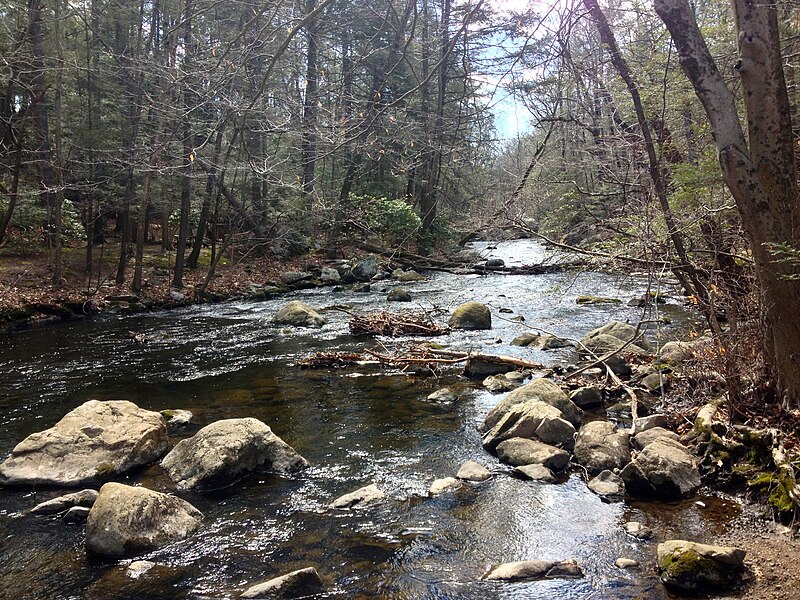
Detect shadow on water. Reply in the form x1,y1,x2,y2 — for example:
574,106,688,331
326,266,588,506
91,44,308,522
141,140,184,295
0,240,731,599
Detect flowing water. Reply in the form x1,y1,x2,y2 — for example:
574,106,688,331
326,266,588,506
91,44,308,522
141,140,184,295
0,240,738,599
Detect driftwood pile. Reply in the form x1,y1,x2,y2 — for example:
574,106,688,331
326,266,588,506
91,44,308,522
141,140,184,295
348,311,448,337
297,352,366,369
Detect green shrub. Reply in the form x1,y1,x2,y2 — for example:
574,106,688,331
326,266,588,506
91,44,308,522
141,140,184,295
349,194,421,246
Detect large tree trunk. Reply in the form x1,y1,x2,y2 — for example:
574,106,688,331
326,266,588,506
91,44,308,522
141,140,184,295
173,0,193,289
655,0,800,406
300,0,319,209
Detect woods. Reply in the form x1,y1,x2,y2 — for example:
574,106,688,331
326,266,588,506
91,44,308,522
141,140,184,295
2,0,800,409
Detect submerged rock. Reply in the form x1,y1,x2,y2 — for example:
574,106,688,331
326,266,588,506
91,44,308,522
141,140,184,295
484,559,583,581
573,421,631,475
495,438,570,471
615,558,640,569
30,489,98,515
0,400,168,487
85,482,203,557
621,437,701,498
330,483,385,509
456,460,491,482
657,540,745,591
575,295,622,305
272,301,326,328
624,521,654,540
240,567,325,599
387,287,412,302
161,418,309,492
448,302,492,330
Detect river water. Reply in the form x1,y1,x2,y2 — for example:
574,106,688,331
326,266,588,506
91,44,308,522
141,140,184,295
0,240,738,599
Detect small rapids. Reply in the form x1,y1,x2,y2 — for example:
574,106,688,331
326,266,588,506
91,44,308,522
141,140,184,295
0,239,738,599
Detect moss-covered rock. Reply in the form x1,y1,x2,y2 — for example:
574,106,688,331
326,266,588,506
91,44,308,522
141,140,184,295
657,540,745,591
448,301,491,330
272,300,326,328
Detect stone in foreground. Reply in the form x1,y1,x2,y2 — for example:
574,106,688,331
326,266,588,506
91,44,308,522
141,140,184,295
495,438,570,471
0,400,168,487
448,301,492,330
657,540,745,591
513,464,556,483
482,378,583,432
456,460,491,482
162,418,308,492
429,477,461,495
85,482,203,557
329,483,385,509
272,301,326,328
620,437,700,498
240,567,324,599
573,421,631,475
484,559,583,581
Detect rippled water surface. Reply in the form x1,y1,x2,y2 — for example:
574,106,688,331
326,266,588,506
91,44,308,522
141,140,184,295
0,240,737,599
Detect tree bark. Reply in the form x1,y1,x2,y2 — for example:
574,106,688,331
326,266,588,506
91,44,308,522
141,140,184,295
655,0,800,405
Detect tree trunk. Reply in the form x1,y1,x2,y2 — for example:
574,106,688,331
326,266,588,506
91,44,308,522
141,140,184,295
173,0,193,288
655,0,800,405
300,0,319,209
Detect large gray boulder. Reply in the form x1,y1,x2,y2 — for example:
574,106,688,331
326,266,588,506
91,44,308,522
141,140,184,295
0,400,168,487
581,321,653,352
240,567,324,599
657,540,746,591
85,482,203,557
448,302,492,330
573,421,631,475
351,256,378,281
482,378,582,433
272,301,326,328
162,418,308,491
495,438,570,471
621,437,701,498
482,400,575,451
632,426,679,450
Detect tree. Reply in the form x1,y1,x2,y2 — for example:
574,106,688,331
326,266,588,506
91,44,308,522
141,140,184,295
654,0,800,405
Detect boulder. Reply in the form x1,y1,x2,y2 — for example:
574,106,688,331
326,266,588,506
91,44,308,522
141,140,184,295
351,256,378,281
620,437,700,498
320,267,341,284
513,464,556,482
429,477,461,495
30,489,98,515
587,470,624,500
482,400,575,450
456,460,491,482
387,287,412,302
0,400,168,487
634,413,668,432
240,567,324,599
330,483,384,509
392,269,426,282
161,418,309,491
160,409,193,431
425,388,458,403
279,271,313,285
511,332,572,349
573,421,631,475
657,540,746,591
659,339,708,363
485,258,505,268
569,386,603,408
85,482,203,557
272,301,326,328
633,427,679,450
484,560,583,581
482,378,582,432
448,302,491,330
482,374,519,393
495,438,570,471
581,321,653,352
579,333,649,359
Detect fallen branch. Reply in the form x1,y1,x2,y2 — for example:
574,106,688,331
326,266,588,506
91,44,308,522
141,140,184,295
349,311,448,337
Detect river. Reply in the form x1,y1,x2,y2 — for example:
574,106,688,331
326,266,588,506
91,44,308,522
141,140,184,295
0,239,738,599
